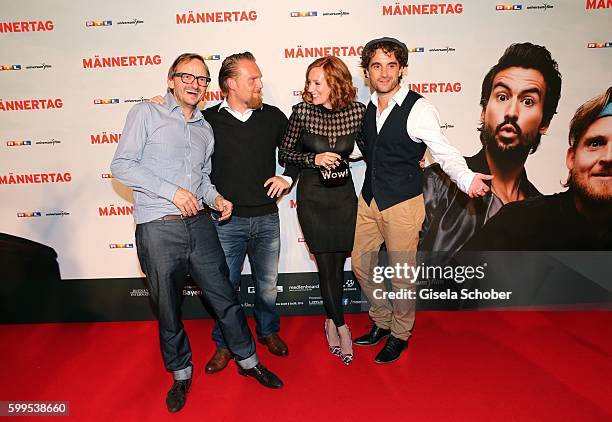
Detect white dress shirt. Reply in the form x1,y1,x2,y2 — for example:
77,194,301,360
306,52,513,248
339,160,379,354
352,86,476,193
219,99,256,122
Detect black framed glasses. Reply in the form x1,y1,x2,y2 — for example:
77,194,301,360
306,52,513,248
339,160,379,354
173,72,211,87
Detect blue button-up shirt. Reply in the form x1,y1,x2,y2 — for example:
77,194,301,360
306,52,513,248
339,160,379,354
111,92,219,224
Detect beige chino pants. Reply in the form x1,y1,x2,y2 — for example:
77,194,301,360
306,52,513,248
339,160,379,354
351,194,425,341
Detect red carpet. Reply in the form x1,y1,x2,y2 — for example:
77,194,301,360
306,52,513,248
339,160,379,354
0,312,611,421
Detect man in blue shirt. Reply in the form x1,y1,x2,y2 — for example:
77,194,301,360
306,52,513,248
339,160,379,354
111,53,283,413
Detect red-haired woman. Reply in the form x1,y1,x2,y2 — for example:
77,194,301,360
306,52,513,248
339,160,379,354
280,56,366,365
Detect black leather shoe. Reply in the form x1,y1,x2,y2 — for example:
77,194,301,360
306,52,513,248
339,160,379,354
374,335,408,364
238,363,284,389
165,379,191,412
354,325,391,346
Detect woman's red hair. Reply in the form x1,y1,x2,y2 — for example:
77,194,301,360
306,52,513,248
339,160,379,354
302,56,356,110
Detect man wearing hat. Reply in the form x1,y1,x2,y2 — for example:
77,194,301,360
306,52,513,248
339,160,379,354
351,37,491,363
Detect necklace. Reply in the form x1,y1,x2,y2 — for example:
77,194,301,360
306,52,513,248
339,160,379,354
491,178,522,204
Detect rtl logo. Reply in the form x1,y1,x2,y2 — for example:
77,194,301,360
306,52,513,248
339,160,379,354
109,243,134,249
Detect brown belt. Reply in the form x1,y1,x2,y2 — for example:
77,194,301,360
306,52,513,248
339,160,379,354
157,208,209,221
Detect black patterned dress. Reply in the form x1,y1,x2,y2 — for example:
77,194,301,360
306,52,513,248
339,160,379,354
279,102,366,253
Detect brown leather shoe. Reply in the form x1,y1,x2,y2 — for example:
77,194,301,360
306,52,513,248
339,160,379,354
258,333,288,356
205,348,231,374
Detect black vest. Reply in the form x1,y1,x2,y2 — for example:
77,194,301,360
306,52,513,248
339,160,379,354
361,91,426,211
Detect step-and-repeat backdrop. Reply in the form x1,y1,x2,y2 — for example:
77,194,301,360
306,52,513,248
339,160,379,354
1,1,610,321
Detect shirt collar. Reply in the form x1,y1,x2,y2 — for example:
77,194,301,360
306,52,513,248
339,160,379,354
165,92,203,123
370,86,410,109
218,98,262,113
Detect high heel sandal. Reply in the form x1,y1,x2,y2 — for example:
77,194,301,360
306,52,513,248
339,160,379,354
324,319,341,356
338,324,354,365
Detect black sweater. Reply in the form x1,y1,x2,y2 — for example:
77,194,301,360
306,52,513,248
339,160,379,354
203,104,296,217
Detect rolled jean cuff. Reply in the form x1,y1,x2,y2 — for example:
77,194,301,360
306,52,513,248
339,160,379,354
235,353,258,370
173,365,193,381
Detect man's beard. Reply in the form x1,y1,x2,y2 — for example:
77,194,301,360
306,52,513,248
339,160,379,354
568,168,612,206
247,92,263,109
373,78,400,95
480,118,535,163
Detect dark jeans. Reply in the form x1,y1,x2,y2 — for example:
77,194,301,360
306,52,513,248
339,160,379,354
212,212,281,348
135,212,258,380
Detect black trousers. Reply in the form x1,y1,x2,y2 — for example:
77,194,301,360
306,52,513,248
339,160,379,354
135,213,257,379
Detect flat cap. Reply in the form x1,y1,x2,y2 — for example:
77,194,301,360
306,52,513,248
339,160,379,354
362,37,408,61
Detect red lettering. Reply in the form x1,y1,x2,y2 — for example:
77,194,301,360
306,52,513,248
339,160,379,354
175,10,256,24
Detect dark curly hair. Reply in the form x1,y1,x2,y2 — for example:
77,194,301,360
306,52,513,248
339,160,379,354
360,41,408,81
479,42,562,153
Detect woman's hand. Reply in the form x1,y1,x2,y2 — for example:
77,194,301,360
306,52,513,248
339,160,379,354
315,152,341,169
